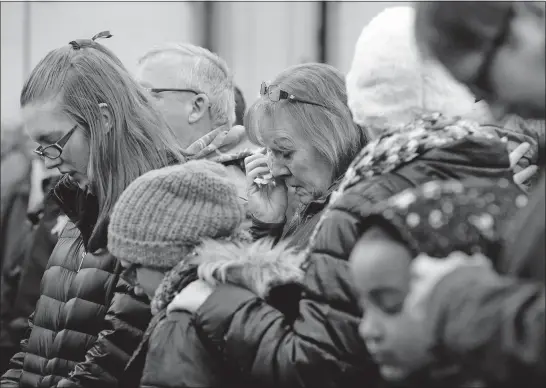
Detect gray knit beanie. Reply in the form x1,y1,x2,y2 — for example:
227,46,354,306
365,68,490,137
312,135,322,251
108,160,245,270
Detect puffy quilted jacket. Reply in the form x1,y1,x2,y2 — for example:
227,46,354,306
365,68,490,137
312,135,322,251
190,117,518,388
0,176,150,388
0,176,62,375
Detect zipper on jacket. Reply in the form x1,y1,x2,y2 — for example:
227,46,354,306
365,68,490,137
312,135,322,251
77,249,86,272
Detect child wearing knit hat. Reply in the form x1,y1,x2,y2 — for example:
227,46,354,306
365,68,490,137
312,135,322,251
108,159,248,298
109,159,305,387
349,179,526,387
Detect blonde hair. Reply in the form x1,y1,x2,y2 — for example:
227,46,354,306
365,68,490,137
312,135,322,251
20,38,187,250
138,43,236,128
246,63,369,181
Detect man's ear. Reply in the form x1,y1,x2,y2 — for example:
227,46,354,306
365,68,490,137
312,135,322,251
188,94,210,124
98,103,113,133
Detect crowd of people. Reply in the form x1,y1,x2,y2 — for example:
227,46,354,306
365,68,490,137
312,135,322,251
0,2,544,388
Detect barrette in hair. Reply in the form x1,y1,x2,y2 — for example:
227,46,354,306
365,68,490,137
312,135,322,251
92,31,113,41
69,41,81,50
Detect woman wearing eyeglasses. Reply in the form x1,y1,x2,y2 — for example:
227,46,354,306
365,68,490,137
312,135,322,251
0,32,186,388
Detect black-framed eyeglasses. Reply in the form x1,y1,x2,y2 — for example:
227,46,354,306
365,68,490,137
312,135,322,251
34,125,78,160
260,82,326,108
468,6,514,102
145,88,202,95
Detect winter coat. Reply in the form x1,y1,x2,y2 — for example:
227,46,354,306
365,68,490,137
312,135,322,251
0,176,150,388
188,114,517,388
0,176,62,375
124,238,304,388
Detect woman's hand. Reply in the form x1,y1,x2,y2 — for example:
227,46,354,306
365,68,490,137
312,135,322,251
167,280,214,314
245,150,288,224
509,142,538,189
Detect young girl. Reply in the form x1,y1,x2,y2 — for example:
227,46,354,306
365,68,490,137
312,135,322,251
350,179,527,387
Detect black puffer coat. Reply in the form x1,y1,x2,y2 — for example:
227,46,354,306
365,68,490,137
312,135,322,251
190,115,518,388
0,176,62,375
125,238,303,388
0,176,150,388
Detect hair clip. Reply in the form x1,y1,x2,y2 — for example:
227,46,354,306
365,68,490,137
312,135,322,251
92,31,113,41
68,41,81,50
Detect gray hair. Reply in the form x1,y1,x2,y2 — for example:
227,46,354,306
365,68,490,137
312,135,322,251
139,43,236,127
246,63,370,180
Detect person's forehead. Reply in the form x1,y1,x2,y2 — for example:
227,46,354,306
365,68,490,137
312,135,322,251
350,238,411,290
261,110,305,141
21,102,69,140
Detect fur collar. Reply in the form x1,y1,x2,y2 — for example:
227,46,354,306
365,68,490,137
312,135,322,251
152,237,305,315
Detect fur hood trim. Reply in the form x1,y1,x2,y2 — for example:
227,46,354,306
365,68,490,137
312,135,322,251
196,238,305,298
151,237,305,315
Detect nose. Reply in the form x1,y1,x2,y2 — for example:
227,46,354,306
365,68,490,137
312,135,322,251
43,157,62,170
269,153,290,179
359,312,383,345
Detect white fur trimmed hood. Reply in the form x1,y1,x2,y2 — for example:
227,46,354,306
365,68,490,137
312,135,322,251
151,237,305,315
346,6,492,132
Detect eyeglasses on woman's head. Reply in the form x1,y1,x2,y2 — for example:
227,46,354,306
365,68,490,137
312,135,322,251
260,82,327,109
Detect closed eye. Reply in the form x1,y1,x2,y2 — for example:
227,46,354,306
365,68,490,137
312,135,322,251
369,288,405,315
271,149,293,160
281,151,293,160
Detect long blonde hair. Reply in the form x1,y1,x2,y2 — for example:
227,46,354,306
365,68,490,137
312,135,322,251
20,38,187,249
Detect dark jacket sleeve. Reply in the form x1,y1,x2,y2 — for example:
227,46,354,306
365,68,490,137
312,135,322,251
56,277,151,388
0,311,35,387
140,311,226,388
194,283,375,388
426,266,545,386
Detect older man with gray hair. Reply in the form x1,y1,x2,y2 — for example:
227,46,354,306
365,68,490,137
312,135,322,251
136,43,255,203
